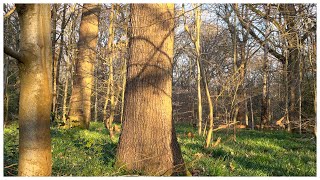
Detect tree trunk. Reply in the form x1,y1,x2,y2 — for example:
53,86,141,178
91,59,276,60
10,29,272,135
116,4,186,175
244,91,249,126
69,4,100,129
119,5,128,125
260,7,270,129
54,4,68,119
4,55,9,123
194,4,203,136
120,55,127,124
281,4,299,132
250,96,254,130
105,4,116,137
51,4,58,121
284,50,290,131
62,56,70,124
260,45,269,129
94,57,99,122
204,67,214,148
182,4,202,136
16,4,52,176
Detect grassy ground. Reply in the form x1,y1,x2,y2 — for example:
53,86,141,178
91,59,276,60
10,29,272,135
3,121,316,176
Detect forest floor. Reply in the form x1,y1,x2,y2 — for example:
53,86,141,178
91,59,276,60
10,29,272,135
4,121,317,176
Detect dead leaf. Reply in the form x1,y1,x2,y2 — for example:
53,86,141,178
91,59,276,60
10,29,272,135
229,162,235,171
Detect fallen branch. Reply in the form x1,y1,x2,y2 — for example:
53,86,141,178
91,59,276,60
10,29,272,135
213,121,240,132
5,163,18,169
212,137,221,147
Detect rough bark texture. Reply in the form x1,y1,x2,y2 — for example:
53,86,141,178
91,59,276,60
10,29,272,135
69,4,100,129
16,4,52,176
115,4,186,175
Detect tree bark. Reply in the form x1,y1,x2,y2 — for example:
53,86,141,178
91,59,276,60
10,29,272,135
4,55,9,123
104,4,116,137
51,4,58,120
116,4,186,175
16,4,52,176
54,4,68,119
260,8,270,129
69,4,100,129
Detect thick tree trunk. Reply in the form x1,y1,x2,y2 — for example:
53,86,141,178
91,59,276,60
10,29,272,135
69,4,100,129
116,4,186,175
281,4,299,132
16,4,52,176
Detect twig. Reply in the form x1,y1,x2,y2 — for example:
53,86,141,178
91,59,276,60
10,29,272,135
5,163,18,169
4,6,16,19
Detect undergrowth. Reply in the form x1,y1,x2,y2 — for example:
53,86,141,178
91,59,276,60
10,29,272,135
3,121,316,176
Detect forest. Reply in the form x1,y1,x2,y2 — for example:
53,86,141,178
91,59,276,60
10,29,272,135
2,3,317,176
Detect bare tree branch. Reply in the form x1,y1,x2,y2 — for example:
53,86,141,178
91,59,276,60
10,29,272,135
4,46,23,63
4,6,16,19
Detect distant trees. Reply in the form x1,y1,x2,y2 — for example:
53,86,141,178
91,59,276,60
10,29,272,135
4,4,53,176
68,4,101,129
115,4,186,175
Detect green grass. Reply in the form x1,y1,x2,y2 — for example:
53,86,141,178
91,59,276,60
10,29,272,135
3,121,317,176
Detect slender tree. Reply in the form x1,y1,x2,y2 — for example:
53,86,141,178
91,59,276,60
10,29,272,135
260,5,270,129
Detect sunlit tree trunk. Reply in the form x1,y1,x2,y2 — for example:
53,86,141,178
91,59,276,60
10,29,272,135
104,4,116,137
17,4,52,176
182,4,202,135
116,4,186,175
203,67,214,148
69,4,100,129
62,60,70,124
244,91,249,126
